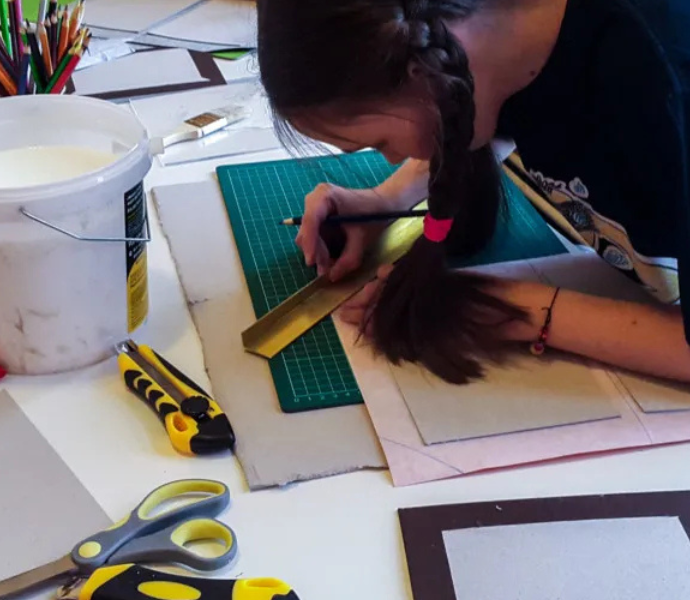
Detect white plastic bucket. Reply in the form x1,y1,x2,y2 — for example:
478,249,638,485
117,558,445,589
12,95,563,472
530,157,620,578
0,95,155,375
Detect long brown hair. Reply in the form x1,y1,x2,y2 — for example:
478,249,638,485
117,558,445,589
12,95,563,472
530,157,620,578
257,0,529,383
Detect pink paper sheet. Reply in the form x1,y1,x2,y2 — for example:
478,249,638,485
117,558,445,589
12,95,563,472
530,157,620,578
337,253,690,487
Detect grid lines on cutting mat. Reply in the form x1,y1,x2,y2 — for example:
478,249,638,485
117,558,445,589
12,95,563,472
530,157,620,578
217,152,397,412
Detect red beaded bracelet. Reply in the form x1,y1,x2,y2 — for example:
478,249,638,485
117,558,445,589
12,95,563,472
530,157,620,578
530,287,561,356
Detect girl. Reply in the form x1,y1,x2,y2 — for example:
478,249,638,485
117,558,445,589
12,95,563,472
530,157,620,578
256,0,690,384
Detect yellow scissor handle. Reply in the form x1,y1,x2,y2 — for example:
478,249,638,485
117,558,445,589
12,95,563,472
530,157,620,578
72,479,230,571
80,565,299,600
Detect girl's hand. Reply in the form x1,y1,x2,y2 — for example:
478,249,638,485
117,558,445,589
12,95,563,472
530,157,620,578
296,183,398,281
337,265,394,331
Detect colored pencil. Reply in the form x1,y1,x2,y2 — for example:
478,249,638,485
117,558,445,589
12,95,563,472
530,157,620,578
68,0,82,43
0,32,12,73
0,0,87,96
0,56,16,94
279,209,429,226
25,26,46,91
47,41,83,94
37,0,47,23
0,0,10,59
16,45,29,93
7,0,21,66
57,6,69,61
37,21,51,75
45,27,85,93
49,12,56,67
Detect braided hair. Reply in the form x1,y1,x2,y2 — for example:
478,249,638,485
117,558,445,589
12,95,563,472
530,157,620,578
257,0,528,383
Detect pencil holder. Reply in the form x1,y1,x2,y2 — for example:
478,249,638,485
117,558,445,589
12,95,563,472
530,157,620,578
0,0,89,96
0,95,161,375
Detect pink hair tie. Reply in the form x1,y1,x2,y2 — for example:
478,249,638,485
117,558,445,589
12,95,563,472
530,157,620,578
423,213,454,243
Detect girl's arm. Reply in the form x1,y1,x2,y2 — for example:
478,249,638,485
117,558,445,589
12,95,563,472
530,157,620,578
375,141,514,209
496,279,690,382
375,158,429,209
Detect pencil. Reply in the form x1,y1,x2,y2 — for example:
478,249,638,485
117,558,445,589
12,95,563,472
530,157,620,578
16,45,29,94
49,12,57,67
0,33,12,73
47,43,81,93
57,6,69,61
38,21,52,75
0,56,16,94
279,209,429,226
25,26,47,91
45,28,85,93
47,0,57,19
68,0,82,43
37,0,47,22
7,0,21,66
11,0,21,60
0,0,10,59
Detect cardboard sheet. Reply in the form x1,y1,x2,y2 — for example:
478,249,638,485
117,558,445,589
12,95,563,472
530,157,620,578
443,518,690,600
351,252,690,486
69,49,225,101
393,351,620,445
0,390,111,581
152,180,386,490
617,372,690,413
398,491,690,600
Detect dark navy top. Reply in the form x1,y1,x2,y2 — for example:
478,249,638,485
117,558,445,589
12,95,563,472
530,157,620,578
496,0,690,340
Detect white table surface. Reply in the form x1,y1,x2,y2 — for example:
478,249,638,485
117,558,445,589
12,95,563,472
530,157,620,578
5,91,690,600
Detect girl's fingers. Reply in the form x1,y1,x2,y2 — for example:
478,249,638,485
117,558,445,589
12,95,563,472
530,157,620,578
377,264,394,279
300,185,336,265
338,305,364,325
342,278,381,311
329,227,366,281
314,238,333,275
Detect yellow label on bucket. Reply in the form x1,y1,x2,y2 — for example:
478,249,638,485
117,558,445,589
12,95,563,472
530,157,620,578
124,182,149,332
128,250,148,332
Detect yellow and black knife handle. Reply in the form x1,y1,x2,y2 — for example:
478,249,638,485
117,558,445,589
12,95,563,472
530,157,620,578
117,350,235,456
136,345,223,416
79,565,299,600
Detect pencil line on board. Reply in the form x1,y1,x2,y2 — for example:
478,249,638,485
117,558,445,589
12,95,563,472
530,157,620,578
380,437,466,475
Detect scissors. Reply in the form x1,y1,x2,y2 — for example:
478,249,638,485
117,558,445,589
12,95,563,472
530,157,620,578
0,479,239,600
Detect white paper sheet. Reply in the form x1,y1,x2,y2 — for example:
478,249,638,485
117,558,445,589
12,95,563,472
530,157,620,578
442,517,690,600
71,49,209,96
129,80,264,135
129,80,281,165
83,0,204,34
74,37,136,71
148,0,257,48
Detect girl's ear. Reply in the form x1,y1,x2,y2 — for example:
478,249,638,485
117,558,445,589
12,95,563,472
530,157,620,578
407,59,425,80
405,60,436,104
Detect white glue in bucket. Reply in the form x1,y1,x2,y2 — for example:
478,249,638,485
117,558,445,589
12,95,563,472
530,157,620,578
0,95,155,375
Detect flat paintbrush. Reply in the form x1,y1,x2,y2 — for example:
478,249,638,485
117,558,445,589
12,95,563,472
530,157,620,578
160,104,248,149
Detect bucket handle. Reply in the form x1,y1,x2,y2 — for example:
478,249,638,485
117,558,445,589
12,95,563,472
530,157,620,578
19,206,151,243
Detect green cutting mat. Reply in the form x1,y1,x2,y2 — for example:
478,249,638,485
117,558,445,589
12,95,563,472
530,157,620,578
216,151,566,413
